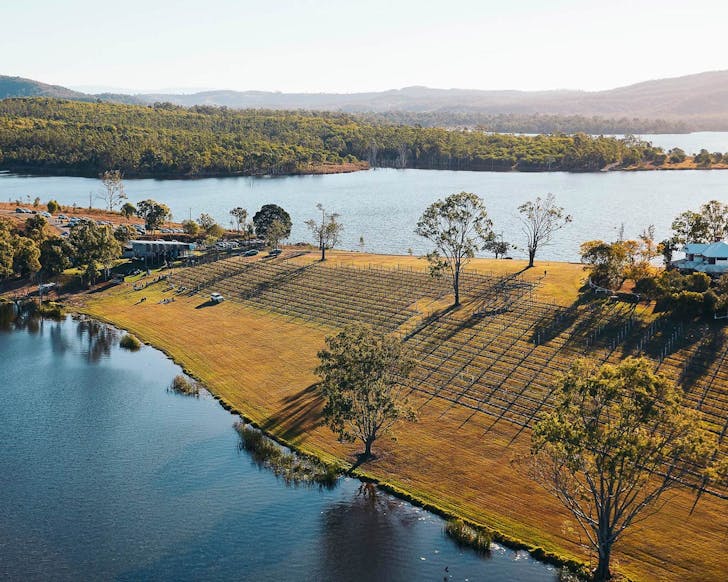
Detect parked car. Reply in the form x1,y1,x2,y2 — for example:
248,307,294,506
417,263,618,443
243,249,259,257
57,214,68,220
15,207,25,213
210,292,224,304
41,211,52,218
267,248,283,257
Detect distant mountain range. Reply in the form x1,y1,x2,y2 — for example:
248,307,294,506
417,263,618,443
2,70,728,130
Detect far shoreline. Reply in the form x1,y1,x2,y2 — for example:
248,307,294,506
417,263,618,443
2,159,728,181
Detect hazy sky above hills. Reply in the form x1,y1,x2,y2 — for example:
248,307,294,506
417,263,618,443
5,0,727,93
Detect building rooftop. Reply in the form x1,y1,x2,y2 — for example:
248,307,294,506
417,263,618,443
130,239,194,246
683,243,711,254
702,241,728,258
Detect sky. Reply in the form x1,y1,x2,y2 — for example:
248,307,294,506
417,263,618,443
4,0,727,94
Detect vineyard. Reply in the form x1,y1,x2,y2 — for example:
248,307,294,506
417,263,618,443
170,253,728,494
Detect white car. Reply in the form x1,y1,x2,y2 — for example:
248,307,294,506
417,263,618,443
210,292,224,304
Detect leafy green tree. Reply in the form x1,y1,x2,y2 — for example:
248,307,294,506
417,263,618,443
699,200,728,241
181,219,200,236
531,358,719,582
694,149,712,167
196,213,217,232
483,236,511,259
136,199,170,232
518,193,572,268
12,236,40,277
315,323,415,458
113,224,136,243
579,239,636,289
120,202,137,221
253,204,292,241
671,201,728,245
99,170,127,212
265,219,289,249
671,210,708,245
24,214,48,243
68,222,121,285
668,147,686,163
415,191,494,306
197,213,224,240
0,220,16,281
46,199,60,214
305,203,343,261
39,237,72,276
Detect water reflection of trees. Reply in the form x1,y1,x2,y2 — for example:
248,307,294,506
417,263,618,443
0,302,16,331
318,483,419,581
49,322,70,355
0,302,41,333
76,318,118,362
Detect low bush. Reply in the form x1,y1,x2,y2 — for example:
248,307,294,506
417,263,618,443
444,518,492,553
119,333,142,350
234,422,339,488
169,374,200,396
36,301,64,320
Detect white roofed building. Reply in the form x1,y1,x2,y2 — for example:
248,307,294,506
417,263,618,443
672,241,728,275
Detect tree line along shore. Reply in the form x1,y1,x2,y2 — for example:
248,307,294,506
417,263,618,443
1,98,727,178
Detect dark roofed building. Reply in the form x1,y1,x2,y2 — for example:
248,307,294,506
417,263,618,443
130,240,196,264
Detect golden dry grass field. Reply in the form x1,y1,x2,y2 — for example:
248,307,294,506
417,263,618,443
79,250,728,581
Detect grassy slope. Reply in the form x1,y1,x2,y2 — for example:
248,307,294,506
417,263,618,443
79,252,728,581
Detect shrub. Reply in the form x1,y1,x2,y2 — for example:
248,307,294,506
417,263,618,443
234,422,339,487
47,200,60,214
169,374,199,396
703,290,720,315
633,277,660,299
119,333,142,350
669,147,686,163
686,272,710,292
694,149,712,167
36,301,64,320
444,519,492,553
671,291,705,319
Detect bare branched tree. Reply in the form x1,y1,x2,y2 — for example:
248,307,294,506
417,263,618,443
305,203,343,261
229,207,248,232
98,170,127,212
518,193,571,268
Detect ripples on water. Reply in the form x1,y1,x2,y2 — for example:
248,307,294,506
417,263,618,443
0,314,558,581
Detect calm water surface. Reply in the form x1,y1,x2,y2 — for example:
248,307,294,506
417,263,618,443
0,313,556,581
1,132,726,261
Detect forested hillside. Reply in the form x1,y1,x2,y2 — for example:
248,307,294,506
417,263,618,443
0,98,680,177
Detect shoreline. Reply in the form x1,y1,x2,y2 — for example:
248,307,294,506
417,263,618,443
74,307,587,576
38,252,728,581
2,160,728,181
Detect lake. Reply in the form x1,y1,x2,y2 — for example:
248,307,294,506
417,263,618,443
1,132,727,262
0,311,557,581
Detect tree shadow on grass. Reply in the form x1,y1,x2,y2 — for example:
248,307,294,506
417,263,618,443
260,383,323,442
88,280,120,294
